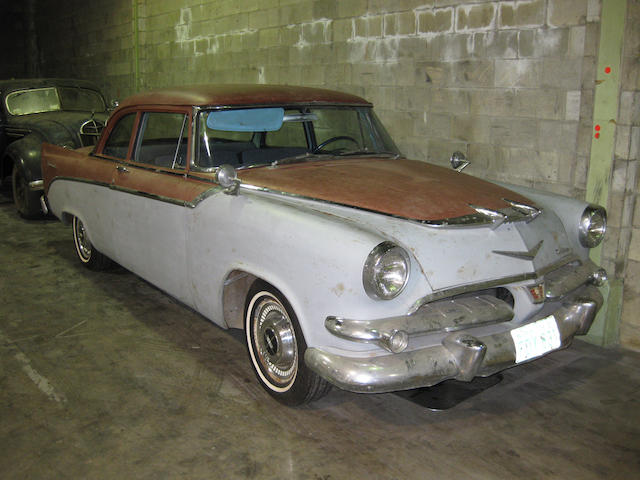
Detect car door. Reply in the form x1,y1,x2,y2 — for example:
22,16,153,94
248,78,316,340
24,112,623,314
107,108,202,306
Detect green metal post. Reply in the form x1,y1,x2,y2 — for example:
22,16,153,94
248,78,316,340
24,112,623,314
584,0,627,346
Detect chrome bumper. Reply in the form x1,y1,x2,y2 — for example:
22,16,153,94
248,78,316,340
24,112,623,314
29,179,44,191
305,283,603,394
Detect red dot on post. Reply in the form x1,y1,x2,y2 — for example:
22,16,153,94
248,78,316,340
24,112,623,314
595,125,601,131
605,67,611,74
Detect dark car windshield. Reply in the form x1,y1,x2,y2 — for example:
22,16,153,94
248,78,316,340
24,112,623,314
195,106,400,170
5,86,106,116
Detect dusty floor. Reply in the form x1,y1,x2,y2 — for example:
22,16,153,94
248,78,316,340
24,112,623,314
1,195,640,480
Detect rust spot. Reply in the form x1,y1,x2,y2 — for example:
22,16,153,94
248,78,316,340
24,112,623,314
332,283,345,297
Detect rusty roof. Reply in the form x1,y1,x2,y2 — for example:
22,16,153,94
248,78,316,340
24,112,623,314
118,84,371,109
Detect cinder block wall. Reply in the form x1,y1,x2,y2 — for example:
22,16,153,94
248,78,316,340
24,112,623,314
32,0,639,349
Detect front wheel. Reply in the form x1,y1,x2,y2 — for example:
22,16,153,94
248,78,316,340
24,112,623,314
245,281,331,405
12,164,42,218
72,216,112,271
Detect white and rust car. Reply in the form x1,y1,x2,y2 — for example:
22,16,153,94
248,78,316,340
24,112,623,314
41,85,608,405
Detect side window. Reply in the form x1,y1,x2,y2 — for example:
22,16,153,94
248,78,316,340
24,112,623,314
133,112,188,169
102,113,136,159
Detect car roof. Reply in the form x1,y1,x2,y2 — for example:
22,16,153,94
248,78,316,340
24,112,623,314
117,84,372,109
0,78,102,94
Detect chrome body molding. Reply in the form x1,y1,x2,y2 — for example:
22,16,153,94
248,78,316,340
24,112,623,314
47,176,222,209
493,240,543,260
306,285,603,393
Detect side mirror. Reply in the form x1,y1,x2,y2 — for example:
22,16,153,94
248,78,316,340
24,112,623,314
450,151,470,172
215,164,240,195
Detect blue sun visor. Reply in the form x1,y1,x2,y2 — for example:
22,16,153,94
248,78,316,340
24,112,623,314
206,108,284,132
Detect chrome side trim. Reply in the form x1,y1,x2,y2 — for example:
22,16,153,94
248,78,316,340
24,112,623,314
493,240,543,260
47,176,221,209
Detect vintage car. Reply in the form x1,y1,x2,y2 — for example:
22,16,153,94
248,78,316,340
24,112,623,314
0,78,108,217
41,85,608,405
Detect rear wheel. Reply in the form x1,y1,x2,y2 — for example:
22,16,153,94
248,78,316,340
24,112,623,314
12,164,41,218
72,216,112,271
245,281,331,405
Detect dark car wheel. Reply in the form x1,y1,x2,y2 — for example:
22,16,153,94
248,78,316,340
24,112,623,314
72,215,112,271
245,281,331,406
12,164,42,218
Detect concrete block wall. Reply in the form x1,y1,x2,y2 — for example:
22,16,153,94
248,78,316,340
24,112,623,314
25,0,639,349
0,1,39,79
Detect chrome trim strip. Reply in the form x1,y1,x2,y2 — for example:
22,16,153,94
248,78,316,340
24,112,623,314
407,254,580,314
493,240,544,260
47,176,221,209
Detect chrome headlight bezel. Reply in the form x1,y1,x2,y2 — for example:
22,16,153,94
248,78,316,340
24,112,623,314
363,241,410,300
578,205,607,248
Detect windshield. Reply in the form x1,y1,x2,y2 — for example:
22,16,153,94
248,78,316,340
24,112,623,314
5,86,105,116
195,106,400,170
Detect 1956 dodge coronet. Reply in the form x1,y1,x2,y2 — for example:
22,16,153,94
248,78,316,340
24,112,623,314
41,84,608,405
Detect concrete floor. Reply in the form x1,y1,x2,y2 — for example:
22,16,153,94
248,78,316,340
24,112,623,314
1,194,640,480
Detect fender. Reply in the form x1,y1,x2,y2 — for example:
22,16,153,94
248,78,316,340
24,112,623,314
4,133,47,183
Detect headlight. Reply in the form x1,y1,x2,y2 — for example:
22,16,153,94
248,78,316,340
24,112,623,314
579,205,607,248
363,242,410,300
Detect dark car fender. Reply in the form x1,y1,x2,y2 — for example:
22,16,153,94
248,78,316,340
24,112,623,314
3,133,48,183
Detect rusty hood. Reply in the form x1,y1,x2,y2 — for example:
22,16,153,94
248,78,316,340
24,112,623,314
238,157,533,222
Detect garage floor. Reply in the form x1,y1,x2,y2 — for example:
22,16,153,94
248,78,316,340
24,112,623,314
1,195,640,480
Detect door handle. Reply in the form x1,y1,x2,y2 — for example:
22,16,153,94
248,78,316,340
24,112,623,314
116,165,129,173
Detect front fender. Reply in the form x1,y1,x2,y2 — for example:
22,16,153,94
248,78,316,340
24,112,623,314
5,134,47,182
187,190,430,350
495,182,598,261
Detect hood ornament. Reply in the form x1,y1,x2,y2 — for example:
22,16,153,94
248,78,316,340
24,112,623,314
466,199,541,230
493,240,544,260
503,199,541,222
469,205,507,230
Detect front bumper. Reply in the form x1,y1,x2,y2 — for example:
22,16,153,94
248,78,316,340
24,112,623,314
306,262,605,394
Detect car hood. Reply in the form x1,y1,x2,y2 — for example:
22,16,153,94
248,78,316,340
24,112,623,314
238,157,534,222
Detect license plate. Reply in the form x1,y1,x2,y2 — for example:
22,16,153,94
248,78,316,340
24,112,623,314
511,315,561,363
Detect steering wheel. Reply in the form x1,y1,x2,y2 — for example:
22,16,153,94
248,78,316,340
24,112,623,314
312,135,359,153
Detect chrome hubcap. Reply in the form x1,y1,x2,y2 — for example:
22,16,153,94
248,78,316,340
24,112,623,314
253,298,297,386
75,219,92,260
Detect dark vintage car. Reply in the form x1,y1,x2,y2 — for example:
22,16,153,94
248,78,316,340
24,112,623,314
41,85,608,405
0,78,108,217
